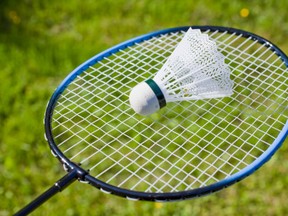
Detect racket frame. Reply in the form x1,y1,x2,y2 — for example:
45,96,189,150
44,26,288,201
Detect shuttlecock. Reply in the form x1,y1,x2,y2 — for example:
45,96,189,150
129,28,233,116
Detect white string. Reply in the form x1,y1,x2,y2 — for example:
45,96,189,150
51,29,288,193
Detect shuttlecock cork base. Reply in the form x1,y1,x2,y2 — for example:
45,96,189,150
129,79,166,116
129,28,233,116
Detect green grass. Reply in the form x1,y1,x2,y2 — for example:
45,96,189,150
0,0,288,215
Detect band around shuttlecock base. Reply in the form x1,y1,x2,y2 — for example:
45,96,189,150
145,79,166,109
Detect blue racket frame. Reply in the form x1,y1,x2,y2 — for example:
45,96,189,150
16,26,288,215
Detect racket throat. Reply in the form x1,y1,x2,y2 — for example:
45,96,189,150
15,165,88,216
54,169,78,191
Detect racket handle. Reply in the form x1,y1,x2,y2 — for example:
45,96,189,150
14,170,77,216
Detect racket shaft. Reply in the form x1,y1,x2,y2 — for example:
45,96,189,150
15,171,77,216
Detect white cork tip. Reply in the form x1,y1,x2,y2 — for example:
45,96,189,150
129,81,160,116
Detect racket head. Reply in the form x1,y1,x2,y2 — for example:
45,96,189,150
44,26,288,201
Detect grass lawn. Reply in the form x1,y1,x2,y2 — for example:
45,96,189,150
0,0,288,215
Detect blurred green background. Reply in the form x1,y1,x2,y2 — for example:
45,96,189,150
0,0,287,215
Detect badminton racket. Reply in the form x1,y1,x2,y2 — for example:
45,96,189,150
15,26,288,215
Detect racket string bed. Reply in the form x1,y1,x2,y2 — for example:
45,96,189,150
51,29,287,192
